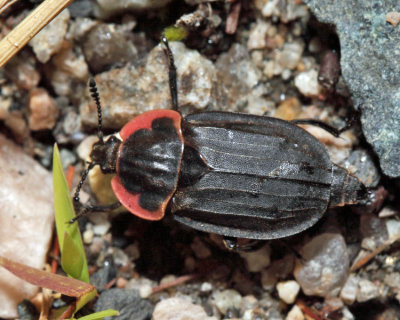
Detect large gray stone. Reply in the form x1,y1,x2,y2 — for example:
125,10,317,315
304,1,400,177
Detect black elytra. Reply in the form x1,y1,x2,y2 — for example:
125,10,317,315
74,36,369,241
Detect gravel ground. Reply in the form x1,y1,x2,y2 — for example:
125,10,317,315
0,0,399,319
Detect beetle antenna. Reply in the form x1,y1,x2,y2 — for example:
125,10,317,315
161,36,179,111
89,78,104,143
73,161,95,215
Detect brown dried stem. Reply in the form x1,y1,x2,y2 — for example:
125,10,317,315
0,0,74,68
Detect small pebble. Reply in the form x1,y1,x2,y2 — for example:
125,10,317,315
116,277,127,288
276,280,300,304
386,219,400,239
29,9,70,63
82,23,138,74
340,274,359,305
274,97,302,120
153,297,217,320
261,0,280,17
247,20,270,49
356,279,380,302
93,222,111,236
285,305,304,320
294,69,321,97
277,42,304,70
386,12,400,27
95,0,173,18
384,272,400,289
378,206,398,218
200,282,213,293
191,236,211,259
28,88,59,131
213,289,242,315
294,233,349,297
83,228,94,245
139,283,153,298
239,244,271,272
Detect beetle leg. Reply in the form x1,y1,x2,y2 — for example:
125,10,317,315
69,202,121,224
161,36,179,111
291,119,344,137
223,236,265,252
71,161,121,224
277,239,307,264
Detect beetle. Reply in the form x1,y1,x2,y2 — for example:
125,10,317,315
73,37,368,248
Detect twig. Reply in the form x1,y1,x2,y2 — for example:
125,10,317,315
0,0,75,68
151,274,197,294
296,300,325,320
350,233,400,272
0,0,19,15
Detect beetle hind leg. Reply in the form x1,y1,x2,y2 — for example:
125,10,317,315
291,119,344,137
223,236,266,252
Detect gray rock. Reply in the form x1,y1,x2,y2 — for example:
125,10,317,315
80,42,217,129
304,1,400,177
68,0,95,17
294,233,349,297
90,261,117,291
95,288,153,320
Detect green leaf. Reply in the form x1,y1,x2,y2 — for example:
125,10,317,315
53,144,89,283
163,25,187,42
76,310,120,320
61,232,85,280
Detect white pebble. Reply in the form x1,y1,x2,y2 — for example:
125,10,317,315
386,219,400,238
139,284,153,298
92,222,111,236
213,289,242,315
276,280,300,304
285,305,304,320
294,69,321,97
340,274,359,305
83,228,94,245
200,282,213,292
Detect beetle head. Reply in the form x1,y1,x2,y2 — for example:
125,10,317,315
90,135,121,174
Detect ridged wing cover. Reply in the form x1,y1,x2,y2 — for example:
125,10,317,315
171,112,333,239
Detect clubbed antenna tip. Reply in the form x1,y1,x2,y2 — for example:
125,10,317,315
89,77,104,143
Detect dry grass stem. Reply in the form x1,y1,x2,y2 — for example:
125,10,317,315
0,0,74,68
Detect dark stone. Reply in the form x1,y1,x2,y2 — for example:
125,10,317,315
90,260,117,291
95,289,153,320
82,24,138,74
17,300,38,320
304,1,400,177
68,0,94,17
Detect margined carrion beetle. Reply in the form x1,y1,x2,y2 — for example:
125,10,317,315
73,37,368,247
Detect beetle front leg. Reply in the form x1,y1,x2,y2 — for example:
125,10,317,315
69,201,121,224
223,236,266,252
